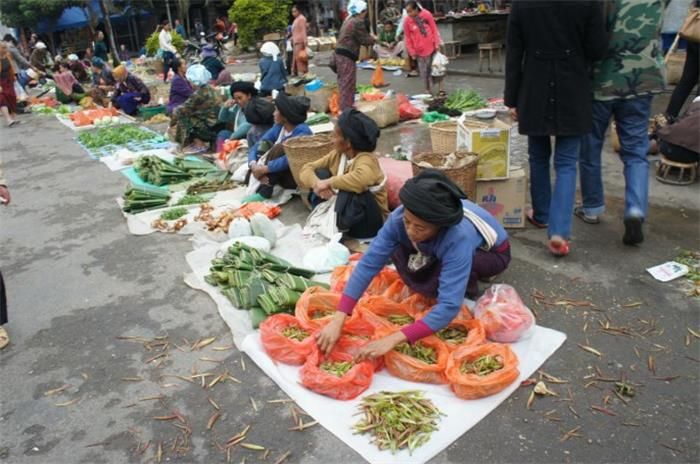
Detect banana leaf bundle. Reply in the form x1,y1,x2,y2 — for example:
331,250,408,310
275,273,330,292
258,287,302,314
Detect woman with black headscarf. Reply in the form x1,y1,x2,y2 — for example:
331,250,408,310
316,169,511,358
299,109,388,238
247,92,313,197
216,81,257,152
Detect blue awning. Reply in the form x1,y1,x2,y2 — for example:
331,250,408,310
36,0,151,33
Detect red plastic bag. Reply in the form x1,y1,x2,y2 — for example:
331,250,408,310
473,284,535,343
378,157,413,210
259,314,317,365
235,202,281,219
300,348,374,400
335,334,384,372
295,287,342,331
378,328,449,384
399,100,422,120
357,295,421,330
445,343,520,399
434,319,486,352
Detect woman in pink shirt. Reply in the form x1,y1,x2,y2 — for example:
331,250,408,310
403,1,441,94
291,4,309,76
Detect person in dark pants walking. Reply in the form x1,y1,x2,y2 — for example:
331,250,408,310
0,158,10,350
504,0,607,257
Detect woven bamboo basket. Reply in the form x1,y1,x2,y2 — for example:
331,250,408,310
283,133,335,187
430,119,490,153
411,151,480,201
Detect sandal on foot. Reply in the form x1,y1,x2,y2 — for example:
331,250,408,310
526,210,548,229
0,326,9,350
548,237,570,257
573,206,600,224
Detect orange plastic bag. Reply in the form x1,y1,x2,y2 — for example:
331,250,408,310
473,284,535,343
379,328,449,384
259,314,317,365
382,280,413,303
357,295,421,330
434,319,486,352
371,65,385,87
295,287,344,331
300,348,374,400
328,90,340,116
445,343,520,399
235,201,282,219
330,265,354,293
329,265,399,296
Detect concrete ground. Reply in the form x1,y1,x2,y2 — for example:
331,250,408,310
0,58,699,464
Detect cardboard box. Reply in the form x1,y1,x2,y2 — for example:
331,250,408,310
475,168,526,228
456,118,512,180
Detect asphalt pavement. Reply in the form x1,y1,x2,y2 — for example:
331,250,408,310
0,58,699,464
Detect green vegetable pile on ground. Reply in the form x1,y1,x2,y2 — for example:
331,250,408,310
186,172,237,194
205,243,328,327
134,156,218,186
176,194,209,205
395,342,437,364
354,391,443,454
160,207,188,220
445,89,487,112
78,125,161,149
122,185,171,213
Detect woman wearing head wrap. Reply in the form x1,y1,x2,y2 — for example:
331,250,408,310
111,64,150,115
299,109,388,238
53,61,86,104
243,96,275,147
29,42,50,73
167,58,193,114
247,92,313,197
169,64,223,154
215,81,257,151
67,54,89,83
334,0,377,110
259,42,287,97
316,169,511,357
85,57,115,106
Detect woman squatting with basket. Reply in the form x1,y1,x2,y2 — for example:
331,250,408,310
299,109,389,239
316,170,511,359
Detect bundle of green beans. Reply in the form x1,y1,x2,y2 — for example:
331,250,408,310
320,361,354,377
386,314,415,326
354,391,442,454
282,326,310,342
394,342,437,364
460,354,504,376
436,326,469,344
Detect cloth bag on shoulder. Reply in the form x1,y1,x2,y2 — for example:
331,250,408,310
680,7,700,43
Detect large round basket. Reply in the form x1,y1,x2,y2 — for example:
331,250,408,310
430,121,458,153
283,133,335,187
411,151,480,201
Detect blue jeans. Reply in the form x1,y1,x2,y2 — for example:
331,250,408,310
579,97,651,219
162,51,175,82
529,135,581,239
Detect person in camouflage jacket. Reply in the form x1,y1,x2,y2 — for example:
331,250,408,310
577,0,666,247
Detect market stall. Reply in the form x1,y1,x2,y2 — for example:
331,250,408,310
435,12,509,52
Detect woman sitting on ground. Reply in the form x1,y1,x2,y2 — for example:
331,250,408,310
111,64,150,115
67,54,90,83
169,64,223,154
87,57,115,106
259,42,287,97
316,169,511,358
247,92,313,197
216,81,256,152
167,58,193,115
53,61,86,104
300,109,388,238
657,98,700,166
242,96,276,147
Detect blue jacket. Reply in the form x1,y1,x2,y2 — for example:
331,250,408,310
248,123,313,173
259,57,288,92
340,201,508,341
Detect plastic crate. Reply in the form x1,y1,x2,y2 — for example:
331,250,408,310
138,105,166,120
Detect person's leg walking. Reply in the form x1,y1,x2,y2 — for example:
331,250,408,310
528,135,552,225
336,55,356,111
666,40,699,119
548,135,581,240
613,96,651,245
578,100,612,218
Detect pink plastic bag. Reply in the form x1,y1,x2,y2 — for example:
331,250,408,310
473,284,535,343
378,157,413,210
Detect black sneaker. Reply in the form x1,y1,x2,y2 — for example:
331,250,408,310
623,217,644,246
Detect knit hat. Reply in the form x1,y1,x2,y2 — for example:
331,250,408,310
113,64,128,80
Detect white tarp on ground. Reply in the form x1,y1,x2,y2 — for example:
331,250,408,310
55,113,133,131
184,221,568,464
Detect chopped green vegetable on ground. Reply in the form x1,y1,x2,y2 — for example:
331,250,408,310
160,207,188,221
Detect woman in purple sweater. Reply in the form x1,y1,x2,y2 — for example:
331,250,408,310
316,170,510,359
167,58,193,115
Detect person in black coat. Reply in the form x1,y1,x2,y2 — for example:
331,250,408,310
504,0,607,257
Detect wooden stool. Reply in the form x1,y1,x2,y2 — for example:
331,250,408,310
443,41,461,59
655,155,698,185
478,42,502,73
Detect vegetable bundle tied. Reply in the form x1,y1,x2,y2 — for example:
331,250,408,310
134,155,190,186
444,89,487,112
394,342,437,365
353,391,442,454
122,185,171,213
186,171,236,194
258,287,302,315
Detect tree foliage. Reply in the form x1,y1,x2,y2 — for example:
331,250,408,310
228,0,291,50
145,29,185,56
0,0,80,28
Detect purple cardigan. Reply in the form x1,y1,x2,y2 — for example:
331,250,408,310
167,74,194,114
